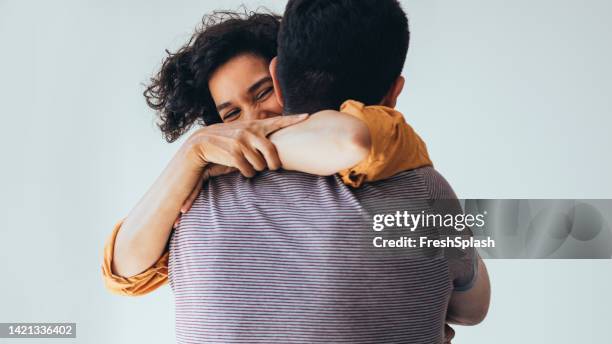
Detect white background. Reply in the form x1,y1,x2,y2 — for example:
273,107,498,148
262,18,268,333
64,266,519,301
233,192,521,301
0,0,610,343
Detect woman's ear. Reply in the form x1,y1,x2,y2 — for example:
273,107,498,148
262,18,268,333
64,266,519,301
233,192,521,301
380,75,405,108
269,57,284,108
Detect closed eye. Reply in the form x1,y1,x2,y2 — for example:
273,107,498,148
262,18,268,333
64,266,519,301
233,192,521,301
255,87,273,101
222,109,241,122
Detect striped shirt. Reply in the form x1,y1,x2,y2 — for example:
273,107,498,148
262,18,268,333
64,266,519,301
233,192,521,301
169,166,473,343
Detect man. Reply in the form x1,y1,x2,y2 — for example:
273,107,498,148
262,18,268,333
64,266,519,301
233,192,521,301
104,0,489,343
165,0,490,343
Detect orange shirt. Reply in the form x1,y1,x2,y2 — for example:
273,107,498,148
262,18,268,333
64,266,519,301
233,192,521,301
337,100,432,187
102,100,433,296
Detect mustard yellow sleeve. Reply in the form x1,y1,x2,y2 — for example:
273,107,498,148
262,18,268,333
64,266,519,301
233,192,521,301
338,99,433,187
101,218,169,296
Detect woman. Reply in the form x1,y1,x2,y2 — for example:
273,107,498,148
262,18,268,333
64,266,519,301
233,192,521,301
103,10,432,295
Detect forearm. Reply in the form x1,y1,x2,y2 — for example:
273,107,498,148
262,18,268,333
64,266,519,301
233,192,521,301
112,142,205,278
446,256,491,325
269,111,371,175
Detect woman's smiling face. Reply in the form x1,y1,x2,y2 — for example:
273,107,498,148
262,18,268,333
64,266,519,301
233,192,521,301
208,53,283,123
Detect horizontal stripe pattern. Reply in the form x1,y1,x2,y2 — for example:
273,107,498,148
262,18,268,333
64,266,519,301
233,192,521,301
169,167,463,343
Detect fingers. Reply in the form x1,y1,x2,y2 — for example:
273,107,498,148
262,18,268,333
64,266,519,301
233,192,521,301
205,164,238,178
194,118,298,176
232,153,257,178
444,324,455,344
178,165,238,225
175,163,232,229
261,113,309,136
175,177,204,229
241,145,267,172
181,179,203,213
249,134,282,170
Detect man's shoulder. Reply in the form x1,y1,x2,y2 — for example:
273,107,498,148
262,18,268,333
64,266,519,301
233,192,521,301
206,169,344,197
357,166,458,200
204,167,457,202
412,166,458,200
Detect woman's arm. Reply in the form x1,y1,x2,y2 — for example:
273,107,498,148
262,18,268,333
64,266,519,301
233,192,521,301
177,111,372,216
178,111,372,217
111,144,205,278
110,111,367,280
110,116,307,279
270,110,371,176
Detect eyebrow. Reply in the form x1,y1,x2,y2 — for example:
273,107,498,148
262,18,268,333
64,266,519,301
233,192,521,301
216,76,273,112
247,76,272,94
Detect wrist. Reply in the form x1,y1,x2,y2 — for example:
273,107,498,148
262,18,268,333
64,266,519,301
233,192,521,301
180,135,209,171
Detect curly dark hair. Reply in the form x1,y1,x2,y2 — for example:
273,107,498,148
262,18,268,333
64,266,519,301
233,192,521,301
144,10,281,142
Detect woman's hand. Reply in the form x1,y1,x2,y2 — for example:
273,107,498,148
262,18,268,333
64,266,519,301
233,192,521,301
444,324,455,343
173,115,308,227
186,114,309,177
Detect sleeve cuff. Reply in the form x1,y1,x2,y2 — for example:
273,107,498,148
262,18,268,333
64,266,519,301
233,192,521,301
337,99,433,188
337,100,383,188
101,218,169,296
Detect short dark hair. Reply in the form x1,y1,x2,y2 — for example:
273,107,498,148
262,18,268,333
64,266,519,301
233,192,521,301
276,0,410,114
144,10,280,142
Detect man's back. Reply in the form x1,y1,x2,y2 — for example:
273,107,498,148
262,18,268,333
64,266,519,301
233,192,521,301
169,167,463,343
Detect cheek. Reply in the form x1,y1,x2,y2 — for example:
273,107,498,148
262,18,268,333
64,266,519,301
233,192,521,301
261,96,283,115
